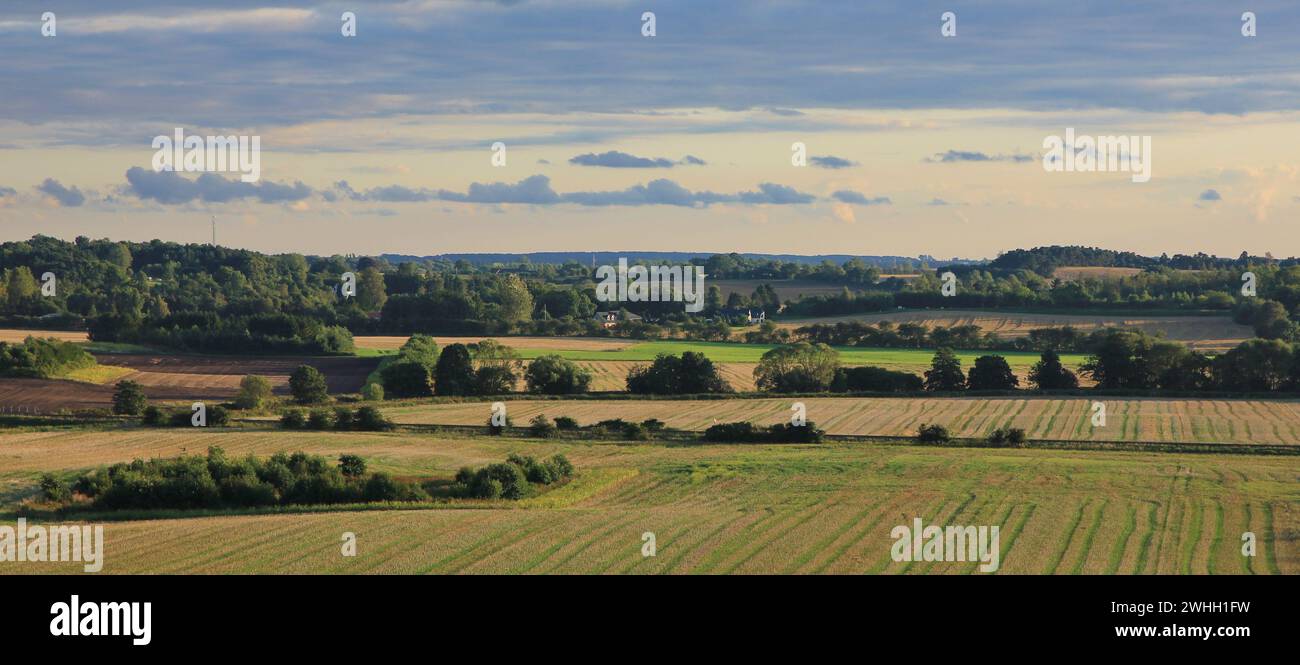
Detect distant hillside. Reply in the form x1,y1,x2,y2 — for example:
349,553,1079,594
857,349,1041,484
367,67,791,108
987,245,1299,277
380,251,980,270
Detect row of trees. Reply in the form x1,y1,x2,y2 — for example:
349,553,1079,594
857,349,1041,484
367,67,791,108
378,335,594,398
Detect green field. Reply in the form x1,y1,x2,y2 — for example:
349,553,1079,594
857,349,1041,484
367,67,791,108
0,426,1294,574
366,338,1090,369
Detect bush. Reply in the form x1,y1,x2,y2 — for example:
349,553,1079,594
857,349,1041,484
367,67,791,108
280,409,306,429
39,473,70,502
486,413,513,435
207,405,230,427
626,352,731,394
112,380,148,416
353,406,393,431
141,405,163,426
553,416,580,430
703,421,760,442
622,422,650,441
234,375,273,410
834,366,923,392
987,427,1027,446
524,355,593,394
528,414,557,438
332,407,354,430
361,382,384,401
289,365,330,404
916,423,952,444
338,454,366,478
307,409,335,430
754,343,840,392
641,418,666,432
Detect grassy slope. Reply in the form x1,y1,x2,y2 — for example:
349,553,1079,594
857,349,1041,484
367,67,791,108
0,427,1293,574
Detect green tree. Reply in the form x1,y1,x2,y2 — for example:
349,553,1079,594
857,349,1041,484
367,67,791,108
525,354,593,394
380,361,433,398
1028,349,1079,390
753,343,840,392
112,380,148,415
923,348,966,391
497,274,534,324
357,266,388,312
5,266,39,312
338,454,367,479
966,355,1019,390
435,344,476,396
289,365,330,404
234,375,273,410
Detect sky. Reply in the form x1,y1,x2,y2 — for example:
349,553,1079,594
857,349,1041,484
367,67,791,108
1,0,1299,259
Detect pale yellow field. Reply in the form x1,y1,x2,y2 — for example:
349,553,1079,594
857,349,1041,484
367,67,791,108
777,310,1250,351
0,428,1293,574
0,329,88,344
385,396,1300,445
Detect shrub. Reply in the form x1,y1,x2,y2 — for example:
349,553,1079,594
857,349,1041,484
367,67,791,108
641,418,666,432
307,409,335,430
988,427,1027,446
112,380,147,416
834,366,923,392
207,405,230,427
553,416,580,430
703,421,760,442
335,451,366,477
280,409,306,429
768,421,825,443
363,472,428,502
528,414,557,438
39,474,70,502
622,422,650,441
486,413,513,435
289,365,330,404
141,405,163,426
234,375,273,410
353,406,393,431
332,407,354,430
361,382,384,401
917,423,952,444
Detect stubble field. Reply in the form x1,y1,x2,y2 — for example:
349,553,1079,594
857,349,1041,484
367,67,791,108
0,427,1293,574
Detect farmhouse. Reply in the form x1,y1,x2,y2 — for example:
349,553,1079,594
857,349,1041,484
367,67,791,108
593,310,643,329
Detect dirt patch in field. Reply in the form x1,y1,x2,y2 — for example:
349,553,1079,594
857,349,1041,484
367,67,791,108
776,309,1250,352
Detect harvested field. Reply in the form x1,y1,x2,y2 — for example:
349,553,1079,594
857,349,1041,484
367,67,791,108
775,309,1250,351
0,355,379,412
386,396,1300,446
0,428,1293,574
0,329,88,344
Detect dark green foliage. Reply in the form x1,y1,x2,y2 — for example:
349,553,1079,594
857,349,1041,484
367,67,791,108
307,409,335,430
459,453,575,500
753,343,840,392
967,355,1019,390
923,348,966,391
64,449,424,511
338,454,367,478
0,337,97,378
528,414,557,438
435,344,476,396
626,351,731,394
702,421,824,443
524,354,593,394
380,361,433,398
332,406,354,430
280,409,306,429
987,427,1027,446
916,423,952,444
289,365,329,404
352,406,393,431
112,380,148,415
1028,349,1079,389
39,473,70,502
833,366,923,392
553,416,580,430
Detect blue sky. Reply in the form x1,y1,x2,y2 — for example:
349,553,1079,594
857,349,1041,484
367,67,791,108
1,1,1299,257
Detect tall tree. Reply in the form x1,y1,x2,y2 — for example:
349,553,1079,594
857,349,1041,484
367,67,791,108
923,348,966,391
